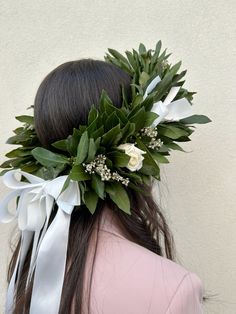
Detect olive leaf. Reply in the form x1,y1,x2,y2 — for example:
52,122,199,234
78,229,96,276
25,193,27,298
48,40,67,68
105,182,131,215
84,189,99,214
32,147,70,168
76,131,89,164
180,115,212,124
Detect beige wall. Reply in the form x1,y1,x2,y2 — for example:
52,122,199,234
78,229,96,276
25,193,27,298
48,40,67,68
0,1,235,312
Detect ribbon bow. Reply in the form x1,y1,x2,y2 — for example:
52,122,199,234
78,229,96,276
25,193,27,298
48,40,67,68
0,170,81,314
143,75,193,126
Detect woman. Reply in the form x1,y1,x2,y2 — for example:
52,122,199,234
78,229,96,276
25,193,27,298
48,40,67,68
2,54,206,313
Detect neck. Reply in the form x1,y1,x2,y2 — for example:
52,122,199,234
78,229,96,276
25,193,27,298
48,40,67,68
98,205,131,240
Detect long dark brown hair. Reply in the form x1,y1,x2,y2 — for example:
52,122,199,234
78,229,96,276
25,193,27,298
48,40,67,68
7,59,208,313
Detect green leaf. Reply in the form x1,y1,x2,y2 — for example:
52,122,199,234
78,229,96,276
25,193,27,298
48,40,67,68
3,158,28,170
138,43,147,55
15,115,34,125
165,142,186,152
76,131,89,164
131,94,143,108
52,139,68,152
32,147,69,167
180,114,212,124
0,159,14,168
151,152,169,163
86,138,97,162
171,70,187,86
157,125,189,139
99,90,115,114
91,174,105,199
79,181,86,203
128,101,142,118
35,165,66,180
125,50,136,70
135,137,160,177
84,190,99,214
88,105,98,125
139,71,150,86
174,136,191,142
130,83,143,95
101,123,122,146
66,129,81,156
140,94,155,111
95,137,101,149
107,48,130,67
13,127,24,135
152,71,174,100
59,176,71,194
115,108,128,125
143,111,159,127
93,126,104,140
140,174,152,185
120,122,136,142
154,41,162,58
139,160,160,178
70,164,91,181
104,112,120,131
105,182,131,214
107,150,130,167
20,162,40,173
118,168,143,184
5,148,32,158
6,130,35,145
169,61,182,76
87,115,99,136
129,107,146,131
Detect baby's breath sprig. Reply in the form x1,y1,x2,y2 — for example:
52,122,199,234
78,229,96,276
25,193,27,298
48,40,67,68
82,154,130,186
137,126,163,150
111,171,129,186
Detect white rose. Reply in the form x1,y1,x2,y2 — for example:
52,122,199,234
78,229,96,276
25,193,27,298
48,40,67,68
117,143,146,172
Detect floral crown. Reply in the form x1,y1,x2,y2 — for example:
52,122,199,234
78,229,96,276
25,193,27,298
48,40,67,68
0,41,211,214
0,42,211,314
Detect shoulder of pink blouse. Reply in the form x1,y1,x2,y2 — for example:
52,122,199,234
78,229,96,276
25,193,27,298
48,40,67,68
83,208,204,314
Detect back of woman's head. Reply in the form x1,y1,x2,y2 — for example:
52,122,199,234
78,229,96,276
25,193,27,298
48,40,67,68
34,59,132,147
8,59,175,314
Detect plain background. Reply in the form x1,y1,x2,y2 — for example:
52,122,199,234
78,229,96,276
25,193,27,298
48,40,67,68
0,1,235,313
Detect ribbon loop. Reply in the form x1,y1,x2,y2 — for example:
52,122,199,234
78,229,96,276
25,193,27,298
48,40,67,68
143,74,193,126
0,169,81,314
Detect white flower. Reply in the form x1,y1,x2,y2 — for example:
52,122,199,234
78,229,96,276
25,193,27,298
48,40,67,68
117,143,146,172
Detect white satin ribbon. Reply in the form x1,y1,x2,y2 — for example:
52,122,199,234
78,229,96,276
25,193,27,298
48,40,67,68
143,75,193,126
0,170,81,314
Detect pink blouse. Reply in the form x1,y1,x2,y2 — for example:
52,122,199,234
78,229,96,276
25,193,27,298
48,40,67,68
83,207,204,314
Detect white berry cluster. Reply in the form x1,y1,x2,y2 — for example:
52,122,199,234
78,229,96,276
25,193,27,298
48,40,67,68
138,126,163,150
82,154,130,186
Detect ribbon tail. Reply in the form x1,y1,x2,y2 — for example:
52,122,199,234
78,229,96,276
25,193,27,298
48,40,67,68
26,196,54,286
5,251,20,314
29,208,72,314
26,231,40,288
5,231,33,314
